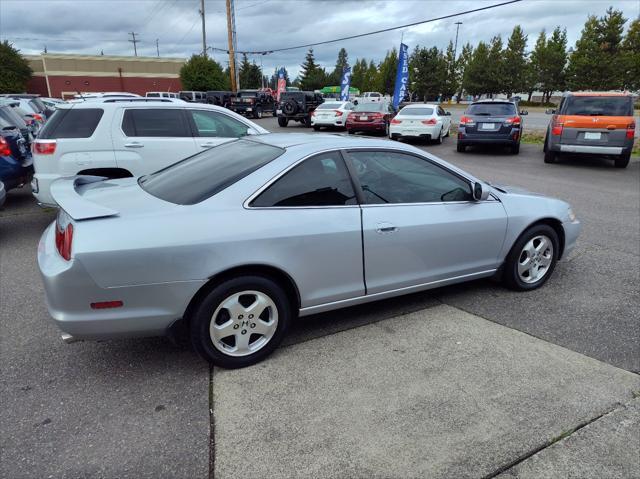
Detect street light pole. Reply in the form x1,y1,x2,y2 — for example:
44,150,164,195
453,21,463,103
200,0,207,56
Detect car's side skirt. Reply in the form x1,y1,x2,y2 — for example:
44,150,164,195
298,269,497,317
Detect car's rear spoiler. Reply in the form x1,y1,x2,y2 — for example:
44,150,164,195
49,176,119,220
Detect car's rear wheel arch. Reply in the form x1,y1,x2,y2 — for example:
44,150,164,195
184,265,301,325
77,168,133,179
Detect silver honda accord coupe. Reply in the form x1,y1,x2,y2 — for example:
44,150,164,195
38,133,581,368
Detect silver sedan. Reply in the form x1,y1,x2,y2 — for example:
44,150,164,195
38,134,581,368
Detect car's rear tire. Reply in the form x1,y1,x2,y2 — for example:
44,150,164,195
456,143,466,153
190,276,292,368
544,149,557,163
614,153,630,169
303,116,312,128
510,143,520,155
277,117,289,127
503,224,559,291
313,125,320,131
435,128,443,144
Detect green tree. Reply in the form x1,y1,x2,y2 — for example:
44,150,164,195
540,27,567,102
299,48,326,90
463,41,490,97
329,48,349,85
442,41,458,99
0,41,32,93
456,43,473,101
366,60,379,92
410,45,446,101
376,48,398,95
503,25,528,97
621,18,640,91
179,54,226,91
351,58,368,92
485,35,505,97
567,8,626,90
238,54,262,89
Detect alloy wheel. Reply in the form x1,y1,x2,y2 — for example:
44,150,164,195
517,235,554,284
209,290,278,357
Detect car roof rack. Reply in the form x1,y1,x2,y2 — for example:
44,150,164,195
101,98,176,103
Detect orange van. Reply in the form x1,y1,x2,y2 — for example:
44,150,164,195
543,92,635,168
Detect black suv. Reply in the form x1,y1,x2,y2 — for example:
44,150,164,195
206,91,234,109
277,91,324,127
457,100,527,154
230,90,276,119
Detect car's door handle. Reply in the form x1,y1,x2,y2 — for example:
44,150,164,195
124,142,144,148
376,223,398,234
200,142,217,148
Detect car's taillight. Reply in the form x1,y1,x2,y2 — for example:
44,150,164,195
311,111,316,117
422,118,437,125
0,137,11,157
335,110,343,117
626,121,635,140
55,210,73,261
32,113,44,122
371,113,384,119
504,116,521,126
459,115,474,126
34,140,57,155
390,119,402,124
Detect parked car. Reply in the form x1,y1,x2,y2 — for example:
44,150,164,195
73,92,140,100
37,133,581,368
0,103,34,148
206,91,234,108
277,91,324,127
346,102,396,136
360,92,383,102
145,92,179,99
0,99,43,138
31,98,268,206
0,120,33,197
389,103,452,143
40,97,67,111
179,91,207,103
457,100,527,154
230,90,276,119
1,94,52,118
311,100,354,130
543,92,635,168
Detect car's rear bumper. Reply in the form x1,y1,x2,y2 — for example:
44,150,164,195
346,122,386,132
458,133,519,145
311,118,344,127
555,144,629,155
390,124,439,139
230,105,254,114
38,223,205,340
32,173,59,206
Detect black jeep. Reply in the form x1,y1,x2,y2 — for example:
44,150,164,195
277,91,324,127
206,91,234,109
229,90,276,119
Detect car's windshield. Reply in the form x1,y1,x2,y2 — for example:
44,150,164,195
467,103,516,116
317,103,344,110
139,139,284,205
400,107,434,116
354,102,385,112
562,96,632,116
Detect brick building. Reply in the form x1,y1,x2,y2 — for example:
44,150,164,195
25,53,185,99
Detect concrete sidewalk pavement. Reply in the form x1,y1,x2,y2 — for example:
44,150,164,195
213,304,640,479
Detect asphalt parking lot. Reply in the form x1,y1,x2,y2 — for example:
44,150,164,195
1,119,638,478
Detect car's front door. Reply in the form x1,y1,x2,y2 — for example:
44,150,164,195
344,149,508,294
248,151,364,307
112,107,199,176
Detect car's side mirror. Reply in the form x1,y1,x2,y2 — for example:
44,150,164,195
519,110,528,115
545,108,555,115
473,182,490,201
246,128,259,136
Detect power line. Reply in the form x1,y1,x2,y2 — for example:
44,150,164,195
211,0,522,55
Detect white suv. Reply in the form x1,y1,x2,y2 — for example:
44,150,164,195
31,98,268,206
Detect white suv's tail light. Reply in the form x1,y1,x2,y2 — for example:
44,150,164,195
34,140,57,155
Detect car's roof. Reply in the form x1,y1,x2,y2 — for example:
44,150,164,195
567,91,631,97
251,133,407,150
472,99,515,104
60,98,189,108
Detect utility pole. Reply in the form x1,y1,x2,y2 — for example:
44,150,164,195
453,22,463,60
128,32,140,56
226,0,237,92
200,0,207,56
156,38,160,57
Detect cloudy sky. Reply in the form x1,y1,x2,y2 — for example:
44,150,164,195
1,0,638,78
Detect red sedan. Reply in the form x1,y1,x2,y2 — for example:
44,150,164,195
346,102,396,136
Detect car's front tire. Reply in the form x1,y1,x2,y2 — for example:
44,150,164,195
503,224,559,291
190,276,292,368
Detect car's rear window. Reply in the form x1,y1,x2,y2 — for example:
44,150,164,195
138,139,284,205
317,103,343,110
467,103,516,116
0,107,27,128
400,107,434,116
561,96,633,116
354,102,385,112
38,108,104,139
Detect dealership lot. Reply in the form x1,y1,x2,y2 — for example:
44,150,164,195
1,122,638,477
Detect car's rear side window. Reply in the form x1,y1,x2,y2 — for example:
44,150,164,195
139,139,284,205
122,108,190,137
561,96,632,116
467,103,516,116
38,108,104,139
